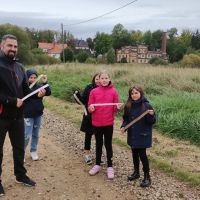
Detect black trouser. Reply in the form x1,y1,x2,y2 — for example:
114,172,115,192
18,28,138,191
94,126,113,167
131,148,149,173
0,118,27,178
84,132,93,151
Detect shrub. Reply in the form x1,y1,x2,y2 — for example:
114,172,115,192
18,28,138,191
181,54,200,68
85,57,97,64
77,51,89,63
60,48,74,62
47,56,61,64
35,54,49,64
149,57,168,65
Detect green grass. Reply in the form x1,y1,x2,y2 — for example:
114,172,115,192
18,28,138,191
31,63,200,146
113,137,128,147
150,157,200,186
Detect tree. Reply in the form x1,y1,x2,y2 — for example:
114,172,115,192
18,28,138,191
107,48,115,64
131,30,143,45
37,30,55,43
112,23,132,50
167,29,191,63
191,30,200,50
179,29,192,47
151,30,163,50
142,30,152,49
167,40,187,62
94,32,112,55
86,37,94,50
60,48,74,62
167,27,178,40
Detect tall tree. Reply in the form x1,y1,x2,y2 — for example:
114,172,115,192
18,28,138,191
131,30,143,45
112,23,132,50
191,30,200,50
151,30,163,50
86,37,94,50
37,30,55,43
142,30,152,49
94,32,112,55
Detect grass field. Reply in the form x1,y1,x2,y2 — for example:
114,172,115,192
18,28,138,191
33,63,200,146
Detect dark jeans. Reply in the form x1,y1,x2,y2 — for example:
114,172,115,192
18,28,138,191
84,132,93,151
131,148,149,173
94,126,113,167
0,118,27,178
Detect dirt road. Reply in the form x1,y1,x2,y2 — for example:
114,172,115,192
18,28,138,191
1,109,200,200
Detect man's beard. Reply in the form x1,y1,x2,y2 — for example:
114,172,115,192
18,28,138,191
6,51,16,59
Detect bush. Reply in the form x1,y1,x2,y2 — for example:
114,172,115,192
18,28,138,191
181,54,200,68
77,51,89,63
35,54,49,64
149,57,168,65
85,57,97,64
97,54,107,64
47,56,61,64
60,48,74,62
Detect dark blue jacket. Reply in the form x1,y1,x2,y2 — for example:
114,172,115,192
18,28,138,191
23,83,51,118
121,97,156,148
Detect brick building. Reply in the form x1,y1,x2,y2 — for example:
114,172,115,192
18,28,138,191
116,32,168,63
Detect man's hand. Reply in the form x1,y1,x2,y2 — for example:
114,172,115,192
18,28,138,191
38,88,46,97
16,98,23,108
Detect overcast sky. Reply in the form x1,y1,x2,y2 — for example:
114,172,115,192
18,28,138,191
0,0,199,39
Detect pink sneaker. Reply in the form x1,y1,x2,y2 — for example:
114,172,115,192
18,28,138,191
89,165,101,176
107,167,114,179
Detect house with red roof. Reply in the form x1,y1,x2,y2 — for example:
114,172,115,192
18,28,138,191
38,42,68,59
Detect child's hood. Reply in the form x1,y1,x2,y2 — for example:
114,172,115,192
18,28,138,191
26,69,38,78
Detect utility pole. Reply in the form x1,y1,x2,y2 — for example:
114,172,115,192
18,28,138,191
61,23,65,63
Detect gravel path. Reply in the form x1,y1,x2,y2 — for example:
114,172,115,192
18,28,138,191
43,109,200,200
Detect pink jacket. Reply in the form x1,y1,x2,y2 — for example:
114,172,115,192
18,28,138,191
88,82,120,127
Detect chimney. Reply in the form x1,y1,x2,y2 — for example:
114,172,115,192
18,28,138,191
161,32,167,54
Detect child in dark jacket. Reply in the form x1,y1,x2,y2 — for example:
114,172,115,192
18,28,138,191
76,73,100,164
121,85,156,187
88,71,123,179
24,69,51,161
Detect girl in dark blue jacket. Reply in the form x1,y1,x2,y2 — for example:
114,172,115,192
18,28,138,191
121,85,156,187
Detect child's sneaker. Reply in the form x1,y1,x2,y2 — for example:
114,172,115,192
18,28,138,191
0,181,5,197
107,167,114,179
85,155,92,165
31,152,39,161
89,165,101,176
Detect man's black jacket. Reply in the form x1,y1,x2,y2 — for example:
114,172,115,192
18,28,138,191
0,51,30,119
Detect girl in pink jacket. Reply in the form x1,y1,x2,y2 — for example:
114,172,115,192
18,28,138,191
88,71,123,179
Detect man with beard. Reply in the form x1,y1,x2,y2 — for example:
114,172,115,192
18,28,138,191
0,34,45,196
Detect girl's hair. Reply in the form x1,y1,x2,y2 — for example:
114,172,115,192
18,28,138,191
92,73,100,85
99,70,110,78
124,85,145,116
